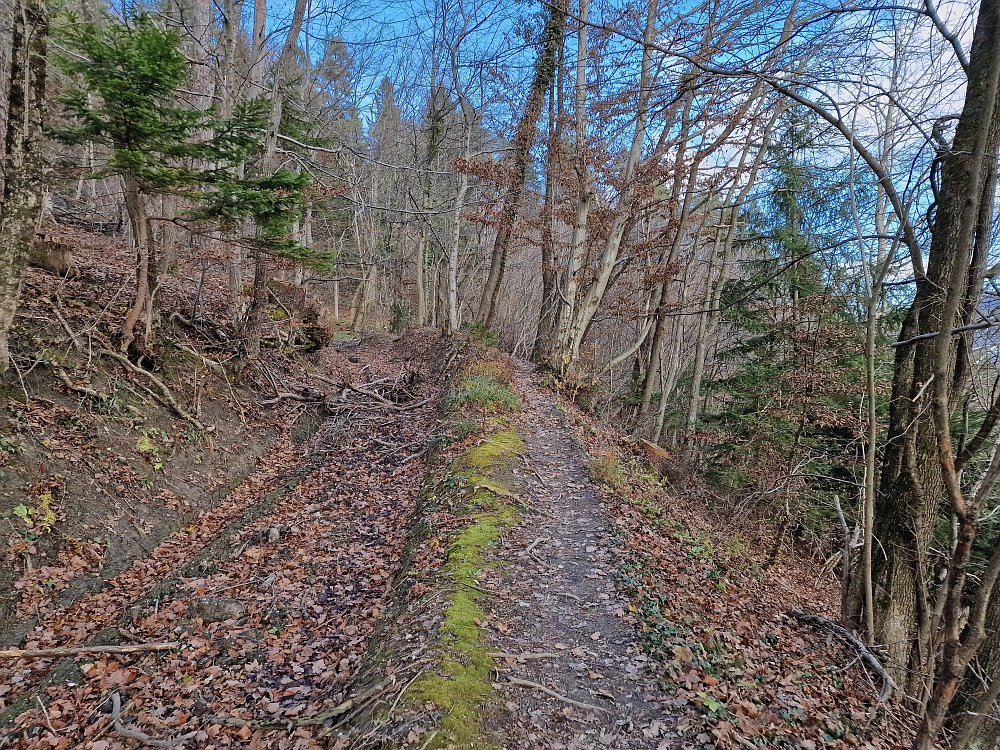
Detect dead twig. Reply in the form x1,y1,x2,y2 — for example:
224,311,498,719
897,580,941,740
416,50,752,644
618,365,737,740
0,642,181,659
489,652,561,660
507,677,609,713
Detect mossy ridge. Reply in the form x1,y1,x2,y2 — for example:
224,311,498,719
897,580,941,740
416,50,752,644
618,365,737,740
409,430,523,748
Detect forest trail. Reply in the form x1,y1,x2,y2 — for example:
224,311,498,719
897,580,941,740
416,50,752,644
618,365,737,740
0,340,676,749
481,366,670,748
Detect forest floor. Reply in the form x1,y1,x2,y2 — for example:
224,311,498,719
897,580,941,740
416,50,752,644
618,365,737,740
0,239,917,749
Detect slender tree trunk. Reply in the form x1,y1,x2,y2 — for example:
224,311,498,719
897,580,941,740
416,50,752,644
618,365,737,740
219,0,245,318
249,0,267,93
237,0,307,354
551,0,592,375
240,247,269,361
416,226,427,324
0,0,46,372
120,175,153,351
532,52,563,364
474,0,565,326
448,167,468,333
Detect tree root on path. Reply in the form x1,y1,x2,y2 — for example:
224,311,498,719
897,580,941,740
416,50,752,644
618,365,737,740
507,677,609,713
489,652,561,660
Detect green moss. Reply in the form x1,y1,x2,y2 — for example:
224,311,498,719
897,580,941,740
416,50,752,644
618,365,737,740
412,519,501,747
462,430,523,470
409,430,522,748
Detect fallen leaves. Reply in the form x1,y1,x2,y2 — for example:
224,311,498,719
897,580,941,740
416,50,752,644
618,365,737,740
568,404,916,750
1,337,447,749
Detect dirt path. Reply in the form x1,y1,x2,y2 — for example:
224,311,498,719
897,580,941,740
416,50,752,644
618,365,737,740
483,367,675,749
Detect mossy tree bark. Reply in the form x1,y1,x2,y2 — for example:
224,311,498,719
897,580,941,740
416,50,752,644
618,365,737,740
474,0,566,327
0,0,47,372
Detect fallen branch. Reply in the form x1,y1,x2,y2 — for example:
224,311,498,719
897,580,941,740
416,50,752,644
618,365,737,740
111,692,197,748
507,677,608,713
0,642,181,659
489,652,561,660
258,391,325,405
98,348,212,432
787,609,895,702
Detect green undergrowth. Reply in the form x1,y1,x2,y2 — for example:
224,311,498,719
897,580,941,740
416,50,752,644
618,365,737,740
445,375,520,412
406,341,524,748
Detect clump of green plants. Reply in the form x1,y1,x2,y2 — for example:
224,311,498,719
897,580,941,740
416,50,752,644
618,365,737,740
445,375,520,412
589,450,621,486
13,494,58,537
467,322,499,347
0,434,19,459
135,426,169,470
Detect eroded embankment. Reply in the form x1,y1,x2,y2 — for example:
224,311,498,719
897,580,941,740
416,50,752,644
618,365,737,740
0,333,446,750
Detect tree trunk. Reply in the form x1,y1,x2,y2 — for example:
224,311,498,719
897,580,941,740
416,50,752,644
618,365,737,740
531,52,562,365
416,226,426,325
240,247,269,362
864,0,1000,718
219,0,245,318
120,174,153,352
249,0,267,93
0,0,46,372
448,166,468,333
474,0,565,326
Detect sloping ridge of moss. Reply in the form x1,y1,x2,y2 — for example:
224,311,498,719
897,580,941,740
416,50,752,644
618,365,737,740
408,427,522,749
336,337,523,748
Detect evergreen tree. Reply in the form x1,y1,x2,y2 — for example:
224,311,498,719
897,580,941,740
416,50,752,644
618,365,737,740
53,12,326,354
